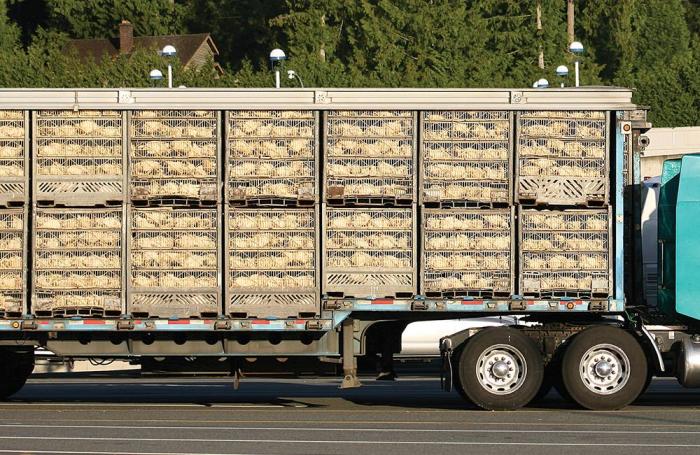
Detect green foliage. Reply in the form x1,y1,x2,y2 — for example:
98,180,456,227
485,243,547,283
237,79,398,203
45,0,184,38
0,0,697,127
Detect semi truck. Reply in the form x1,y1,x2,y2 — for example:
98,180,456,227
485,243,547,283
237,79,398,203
0,87,693,411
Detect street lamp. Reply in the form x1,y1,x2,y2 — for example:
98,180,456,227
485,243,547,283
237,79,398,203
287,70,304,88
149,69,163,81
159,45,177,88
569,41,584,87
269,48,286,88
535,78,549,89
555,65,569,88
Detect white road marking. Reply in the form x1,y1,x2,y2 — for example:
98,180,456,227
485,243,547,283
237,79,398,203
0,403,301,408
0,436,698,448
0,451,258,455
0,423,699,435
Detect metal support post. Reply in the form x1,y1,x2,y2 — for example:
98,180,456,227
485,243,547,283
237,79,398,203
340,318,361,389
574,60,580,87
167,64,173,89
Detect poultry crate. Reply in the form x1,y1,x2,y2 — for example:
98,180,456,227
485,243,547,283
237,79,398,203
421,208,514,298
226,110,318,207
32,207,125,317
225,206,320,318
420,111,511,207
129,110,220,205
518,207,612,298
127,206,221,318
516,110,609,207
322,205,417,298
0,207,27,318
324,110,416,206
33,110,125,207
0,110,28,207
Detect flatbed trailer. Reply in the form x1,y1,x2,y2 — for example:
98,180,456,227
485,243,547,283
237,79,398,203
2,87,696,411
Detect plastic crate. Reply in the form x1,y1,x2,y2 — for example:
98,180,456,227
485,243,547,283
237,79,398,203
129,111,220,204
519,207,612,298
322,205,416,298
33,111,125,206
0,207,27,317
226,111,318,207
127,206,221,318
421,111,511,207
324,111,416,205
516,111,609,206
0,111,28,207
421,208,514,298
32,207,125,317
225,206,319,318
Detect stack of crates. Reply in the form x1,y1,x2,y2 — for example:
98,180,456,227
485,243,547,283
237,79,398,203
323,111,417,299
516,111,612,298
127,110,221,318
225,110,320,318
0,110,27,318
32,110,126,317
419,111,514,298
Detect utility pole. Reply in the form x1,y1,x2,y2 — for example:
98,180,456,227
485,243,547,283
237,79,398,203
537,1,544,69
567,0,575,43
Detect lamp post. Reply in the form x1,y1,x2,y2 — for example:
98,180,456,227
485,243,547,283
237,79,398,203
149,69,163,87
535,78,549,89
555,65,569,88
269,49,287,88
569,41,584,87
159,45,177,88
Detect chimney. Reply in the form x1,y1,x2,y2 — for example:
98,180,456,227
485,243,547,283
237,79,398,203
119,20,133,54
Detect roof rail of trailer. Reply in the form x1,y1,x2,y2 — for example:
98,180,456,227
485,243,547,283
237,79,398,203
0,87,637,111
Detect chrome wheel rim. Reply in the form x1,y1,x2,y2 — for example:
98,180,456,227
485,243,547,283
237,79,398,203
579,343,630,395
476,344,527,395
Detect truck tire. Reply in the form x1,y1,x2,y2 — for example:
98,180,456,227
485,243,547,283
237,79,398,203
561,326,647,410
456,327,543,410
0,349,34,400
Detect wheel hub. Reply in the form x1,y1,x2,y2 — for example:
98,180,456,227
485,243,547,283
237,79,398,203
594,359,613,378
579,344,630,395
476,345,527,395
492,361,510,379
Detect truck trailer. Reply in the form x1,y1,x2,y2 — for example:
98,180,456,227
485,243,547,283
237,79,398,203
0,87,692,411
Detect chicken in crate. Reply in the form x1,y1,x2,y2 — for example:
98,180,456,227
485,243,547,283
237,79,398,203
517,110,609,207
0,208,26,317
32,208,124,317
323,206,416,298
324,111,415,206
226,207,319,318
422,208,513,298
129,110,219,205
519,208,612,298
128,206,220,318
34,110,124,206
0,110,28,207
421,111,511,207
227,110,318,206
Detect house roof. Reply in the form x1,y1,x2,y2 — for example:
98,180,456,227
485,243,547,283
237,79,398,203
68,33,219,68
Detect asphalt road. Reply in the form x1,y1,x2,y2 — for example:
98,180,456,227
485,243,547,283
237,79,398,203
1,376,700,455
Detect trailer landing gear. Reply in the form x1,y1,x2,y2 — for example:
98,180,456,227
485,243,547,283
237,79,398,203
0,348,34,400
340,318,361,389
